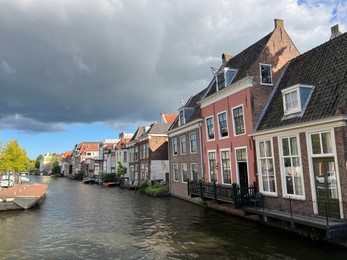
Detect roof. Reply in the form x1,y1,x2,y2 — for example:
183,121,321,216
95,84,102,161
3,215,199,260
79,143,100,154
129,126,148,142
161,113,178,123
147,122,171,134
257,32,347,131
204,32,273,98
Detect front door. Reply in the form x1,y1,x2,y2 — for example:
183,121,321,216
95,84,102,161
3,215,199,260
313,158,340,219
238,162,248,189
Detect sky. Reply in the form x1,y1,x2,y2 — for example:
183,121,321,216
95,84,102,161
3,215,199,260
0,0,346,160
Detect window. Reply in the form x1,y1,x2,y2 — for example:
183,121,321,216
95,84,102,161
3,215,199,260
180,135,187,154
191,163,198,181
218,112,228,138
311,132,333,155
281,136,303,196
282,85,314,117
173,138,178,155
123,151,127,163
215,68,237,91
173,164,179,181
189,132,197,153
208,151,217,182
181,163,188,182
221,150,231,184
206,117,215,140
258,140,276,193
233,106,245,135
134,147,138,161
260,64,272,85
179,110,185,126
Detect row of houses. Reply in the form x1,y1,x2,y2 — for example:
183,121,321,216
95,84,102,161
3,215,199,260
41,19,347,237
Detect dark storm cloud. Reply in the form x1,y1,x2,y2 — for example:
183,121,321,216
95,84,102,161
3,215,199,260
0,0,345,132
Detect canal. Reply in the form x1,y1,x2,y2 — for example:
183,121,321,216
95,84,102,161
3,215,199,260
1,176,347,259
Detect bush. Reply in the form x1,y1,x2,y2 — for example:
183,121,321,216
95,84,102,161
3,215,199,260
75,171,85,180
144,183,168,196
100,173,117,183
140,181,149,191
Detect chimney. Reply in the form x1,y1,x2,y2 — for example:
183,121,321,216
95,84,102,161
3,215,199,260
330,24,342,40
274,18,284,29
222,53,233,65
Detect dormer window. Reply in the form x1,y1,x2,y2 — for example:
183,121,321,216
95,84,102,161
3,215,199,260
282,84,314,118
215,68,237,91
260,64,273,85
179,110,185,126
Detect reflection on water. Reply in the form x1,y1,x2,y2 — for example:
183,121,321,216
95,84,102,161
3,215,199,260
1,176,346,259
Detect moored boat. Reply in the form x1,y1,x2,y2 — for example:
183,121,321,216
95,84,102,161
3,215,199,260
0,182,48,210
102,182,119,187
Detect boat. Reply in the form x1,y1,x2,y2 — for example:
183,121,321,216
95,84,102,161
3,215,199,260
82,177,96,184
0,182,48,210
102,182,120,187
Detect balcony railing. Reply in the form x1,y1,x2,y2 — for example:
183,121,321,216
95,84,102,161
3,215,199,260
188,179,256,208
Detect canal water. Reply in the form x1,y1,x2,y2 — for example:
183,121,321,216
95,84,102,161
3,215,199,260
1,176,347,259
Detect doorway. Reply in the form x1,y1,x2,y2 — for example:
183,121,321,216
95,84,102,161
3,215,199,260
313,158,340,219
236,148,249,189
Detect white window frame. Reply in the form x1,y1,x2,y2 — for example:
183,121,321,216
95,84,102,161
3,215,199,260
208,150,217,183
279,134,305,199
180,135,187,155
173,163,179,182
179,109,185,126
172,138,178,156
217,110,229,139
256,139,277,196
282,85,301,115
181,163,188,183
190,163,198,181
189,132,197,154
259,63,273,86
232,105,246,136
220,148,232,185
206,116,215,141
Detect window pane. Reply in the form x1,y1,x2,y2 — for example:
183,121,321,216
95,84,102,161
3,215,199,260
265,140,272,157
286,176,294,195
282,138,289,156
290,137,298,155
311,134,321,154
322,132,332,154
225,70,237,86
259,141,265,157
294,176,303,195
261,64,272,84
207,118,214,139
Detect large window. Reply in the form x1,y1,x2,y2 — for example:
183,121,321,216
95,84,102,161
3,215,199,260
311,132,333,155
206,117,215,140
189,132,197,153
179,110,185,126
284,90,299,114
281,136,303,196
208,151,217,182
221,150,231,184
181,163,188,183
258,140,276,193
173,164,179,181
233,106,245,135
218,111,228,138
281,85,314,117
191,163,198,181
215,68,237,91
173,138,178,155
180,135,187,154
260,64,272,85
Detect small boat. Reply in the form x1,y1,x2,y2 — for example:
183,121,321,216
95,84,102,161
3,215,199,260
102,182,119,187
82,177,96,184
0,182,48,210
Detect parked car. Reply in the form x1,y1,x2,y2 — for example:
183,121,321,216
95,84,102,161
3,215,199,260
1,175,14,188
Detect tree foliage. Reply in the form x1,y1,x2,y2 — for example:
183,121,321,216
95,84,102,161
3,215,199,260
117,162,127,176
0,139,31,173
35,154,43,169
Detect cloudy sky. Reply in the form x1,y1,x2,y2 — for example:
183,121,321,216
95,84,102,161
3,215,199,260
0,0,346,159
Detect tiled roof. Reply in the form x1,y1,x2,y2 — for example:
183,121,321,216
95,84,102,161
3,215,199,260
161,113,178,123
130,126,148,142
257,33,347,130
204,32,273,98
148,122,171,134
63,151,72,159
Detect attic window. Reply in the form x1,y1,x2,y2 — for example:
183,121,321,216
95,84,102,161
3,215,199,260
260,64,273,85
216,68,237,91
282,84,314,117
179,110,185,126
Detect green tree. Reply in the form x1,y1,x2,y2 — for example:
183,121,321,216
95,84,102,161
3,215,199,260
35,154,43,169
117,162,127,176
0,139,31,174
51,161,61,176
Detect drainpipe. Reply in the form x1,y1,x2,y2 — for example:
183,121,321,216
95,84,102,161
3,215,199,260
198,120,204,179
